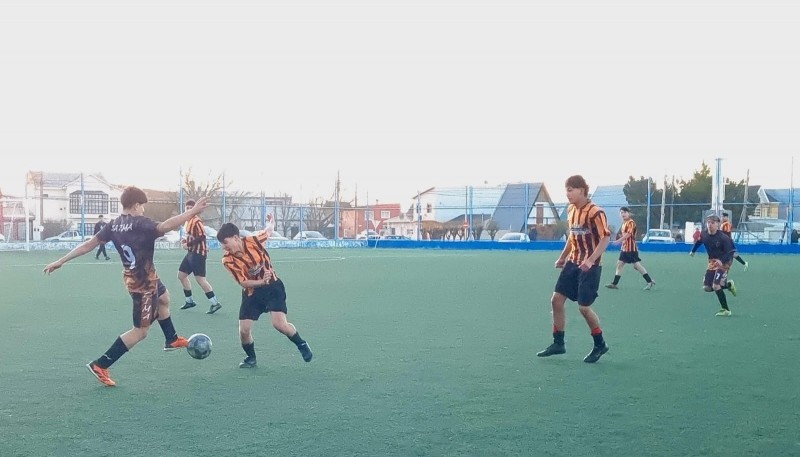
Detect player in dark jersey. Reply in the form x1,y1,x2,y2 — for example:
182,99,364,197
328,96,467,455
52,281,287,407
178,199,222,314
537,175,612,363
690,214,738,317
216,214,312,369
605,207,656,290
43,187,209,386
721,212,748,271
93,214,110,260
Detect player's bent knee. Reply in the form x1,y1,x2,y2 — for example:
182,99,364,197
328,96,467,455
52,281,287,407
703,286,713,292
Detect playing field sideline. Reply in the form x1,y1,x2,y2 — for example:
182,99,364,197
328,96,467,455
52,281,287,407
0,249,797,456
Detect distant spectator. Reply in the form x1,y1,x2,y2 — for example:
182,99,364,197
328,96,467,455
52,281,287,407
94,215,110,260
692,226,702,243
791,229,799,244
528,225,538,242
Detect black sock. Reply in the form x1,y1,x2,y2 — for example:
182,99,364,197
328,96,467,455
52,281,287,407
612,275,621,285
95,337,129,369
553,330,565,346
736,256,746,265
715,289,729,310
183,289,193,300
591,331,605,347
243,342,256,359
288,331,306,346
643,273,653,283
205,291,216,299
158,316,178,342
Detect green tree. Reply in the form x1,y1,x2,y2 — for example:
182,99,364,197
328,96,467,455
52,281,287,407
673,162,712,224
623,176,659,233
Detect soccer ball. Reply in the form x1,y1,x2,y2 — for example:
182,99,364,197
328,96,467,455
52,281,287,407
187,333,212,360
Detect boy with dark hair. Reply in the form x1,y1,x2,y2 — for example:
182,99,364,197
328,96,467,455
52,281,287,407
537,175,611,363
690,214,738,316
178,198,222,314
43,187,209,386
216,215,313,368
606,207,656,290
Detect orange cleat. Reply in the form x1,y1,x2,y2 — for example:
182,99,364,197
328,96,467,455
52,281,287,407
86,362,116,387
164,336,189,351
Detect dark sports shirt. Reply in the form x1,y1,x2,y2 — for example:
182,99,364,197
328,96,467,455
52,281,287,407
566,201,611,265
221,231,278,296
691,230,735,268
93,220,106,235
184,215,208,256
620,219,638,253
97,214,160,293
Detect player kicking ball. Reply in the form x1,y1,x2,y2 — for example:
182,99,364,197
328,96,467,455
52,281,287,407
216,215,312,368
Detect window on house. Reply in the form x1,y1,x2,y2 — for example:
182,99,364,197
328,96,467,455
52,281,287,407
381,210,390,219
70,191,109,215
110,198,119,213
364,211,374,221
426,203,432,214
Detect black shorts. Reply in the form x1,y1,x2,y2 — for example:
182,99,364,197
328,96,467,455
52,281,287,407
130,279,167,328
618,251,641,264
239,279,288,320
704,267,730,288
179,252,207,277
554,261,602,306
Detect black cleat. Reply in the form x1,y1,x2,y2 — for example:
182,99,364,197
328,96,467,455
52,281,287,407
239,357,257,368
298,342,313,362
537,343,566,357
180,301,196,310
206,303,222,314
583,344,609,363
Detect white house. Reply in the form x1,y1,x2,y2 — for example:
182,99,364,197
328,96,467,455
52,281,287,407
25,172,122,235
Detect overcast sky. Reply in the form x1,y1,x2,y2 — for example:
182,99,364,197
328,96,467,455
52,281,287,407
1,1,798,207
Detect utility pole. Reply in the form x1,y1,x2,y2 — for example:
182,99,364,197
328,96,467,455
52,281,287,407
416,190,422,240
334,171,340,240
660,175,667,229
669,175,675,231
737,169,750,244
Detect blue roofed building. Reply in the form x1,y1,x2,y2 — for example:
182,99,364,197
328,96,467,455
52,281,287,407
412,183,560,238
589,185,628,235
555,184,628,235
756,188,800,225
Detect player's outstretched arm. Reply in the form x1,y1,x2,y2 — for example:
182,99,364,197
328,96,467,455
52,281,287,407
158,197,209,234
43,236,102,274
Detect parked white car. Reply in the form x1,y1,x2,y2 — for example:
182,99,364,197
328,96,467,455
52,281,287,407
498,232,531,242
293,230,328,241
356,230,379,240
642,229,676,244
45,230,92,242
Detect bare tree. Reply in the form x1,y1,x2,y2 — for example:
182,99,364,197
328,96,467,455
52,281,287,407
484,219,499,240
304,198,330,233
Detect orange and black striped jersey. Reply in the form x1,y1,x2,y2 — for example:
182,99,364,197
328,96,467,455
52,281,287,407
184,215,208,256
720,220,733,237
566,201,611,265
221,231,278,296
620,219,638,253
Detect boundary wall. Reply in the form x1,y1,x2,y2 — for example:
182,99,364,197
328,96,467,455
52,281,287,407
3,240,799,254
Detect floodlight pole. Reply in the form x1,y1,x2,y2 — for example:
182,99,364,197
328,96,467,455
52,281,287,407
646,177,652,230
80,172,86,237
